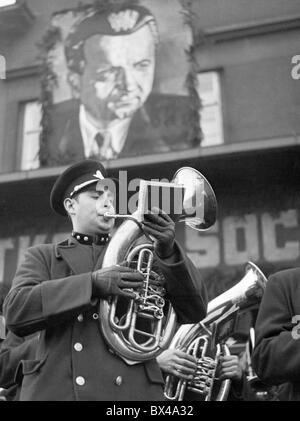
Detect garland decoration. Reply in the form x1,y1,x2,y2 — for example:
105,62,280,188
180,0,214,148
38,25,62,167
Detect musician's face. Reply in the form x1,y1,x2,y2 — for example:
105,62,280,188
72,185,115,234
78,25,155,126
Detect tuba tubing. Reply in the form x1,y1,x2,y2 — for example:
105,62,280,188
99,216,177,363
98,166,218,363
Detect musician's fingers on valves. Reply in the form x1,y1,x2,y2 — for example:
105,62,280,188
157,349,197,381
91,265,144,299
218,355,243,381
115,270,145,298
148,271,165,286
120,259,165,287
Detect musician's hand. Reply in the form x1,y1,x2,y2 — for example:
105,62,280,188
156,349,197,381
91,264,144,299
218,355,243,381
142,207,175,259
145,270,166,289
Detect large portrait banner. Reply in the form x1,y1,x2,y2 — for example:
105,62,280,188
39,0,201,167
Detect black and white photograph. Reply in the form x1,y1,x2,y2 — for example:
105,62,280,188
0,0,300,404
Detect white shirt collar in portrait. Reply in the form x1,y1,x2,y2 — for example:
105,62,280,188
79,105,132,159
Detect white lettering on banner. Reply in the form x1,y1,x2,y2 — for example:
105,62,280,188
0,239,14,284
17,236,31,267
0,210,300,287
262,210,299,262
185,209,300,268
223,214,259,265
186,222,220,268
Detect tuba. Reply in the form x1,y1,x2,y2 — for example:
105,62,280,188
98,167,217,363
164,262,268,400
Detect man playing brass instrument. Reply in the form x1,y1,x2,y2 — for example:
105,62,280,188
157,344,244,400
3,159,207,401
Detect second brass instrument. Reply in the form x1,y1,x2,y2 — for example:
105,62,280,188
164,262,268,400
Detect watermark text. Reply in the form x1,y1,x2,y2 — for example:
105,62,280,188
0,54,6,80
291,315,300,339
291,55,300,80
96,170,205,223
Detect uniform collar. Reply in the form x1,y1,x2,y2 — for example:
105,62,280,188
71,230,111,246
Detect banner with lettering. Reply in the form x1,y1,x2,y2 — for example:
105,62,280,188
1,208,299,309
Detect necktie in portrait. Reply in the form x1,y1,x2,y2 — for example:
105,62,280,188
94,132,117,160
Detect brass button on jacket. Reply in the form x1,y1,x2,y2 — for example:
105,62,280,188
115,376,123,386
74,343,83,352
76,376,85,386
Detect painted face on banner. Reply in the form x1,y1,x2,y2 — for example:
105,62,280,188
79,24,155,126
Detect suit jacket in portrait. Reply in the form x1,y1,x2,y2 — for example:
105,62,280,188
3,237,207,401
43,94,199,166
252,268,300,401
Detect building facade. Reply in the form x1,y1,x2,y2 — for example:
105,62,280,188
0,0,300,329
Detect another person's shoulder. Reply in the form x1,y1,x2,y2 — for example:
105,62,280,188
268,267,300,289
269,267,300,282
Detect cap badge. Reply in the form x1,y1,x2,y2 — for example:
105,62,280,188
93,170,105,180
107,10,139,32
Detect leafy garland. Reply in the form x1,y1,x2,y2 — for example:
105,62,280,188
180,0,217,147
38,0,203,166
38,26,62,167
180,0,202,147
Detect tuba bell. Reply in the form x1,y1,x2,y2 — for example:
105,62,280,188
98,167,217,363
164,262,268,400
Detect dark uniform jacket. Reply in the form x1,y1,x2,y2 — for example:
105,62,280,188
0,331,38,400
252,268,300,401
3,237,207,401
44,94,197,166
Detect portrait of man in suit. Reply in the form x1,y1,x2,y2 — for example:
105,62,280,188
43,1,199,166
